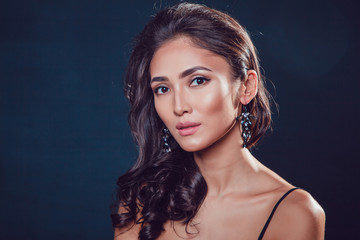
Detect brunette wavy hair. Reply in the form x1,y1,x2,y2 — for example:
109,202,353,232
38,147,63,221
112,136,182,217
111,2,272,239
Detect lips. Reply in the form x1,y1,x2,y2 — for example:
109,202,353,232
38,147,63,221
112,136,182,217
176,122,201,136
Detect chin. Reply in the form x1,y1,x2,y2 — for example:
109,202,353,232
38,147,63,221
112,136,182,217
177,140,208,153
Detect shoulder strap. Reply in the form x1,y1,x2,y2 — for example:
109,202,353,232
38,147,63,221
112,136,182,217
258,187,301,240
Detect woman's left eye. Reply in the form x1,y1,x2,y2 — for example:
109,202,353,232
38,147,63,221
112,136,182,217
190,77,209,86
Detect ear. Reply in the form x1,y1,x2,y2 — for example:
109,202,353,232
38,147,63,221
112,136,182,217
238,70,258,105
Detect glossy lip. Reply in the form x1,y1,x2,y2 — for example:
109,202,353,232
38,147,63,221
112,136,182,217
176,122,201,136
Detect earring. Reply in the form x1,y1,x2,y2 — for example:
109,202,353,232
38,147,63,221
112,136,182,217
161,128,171,153
236,104,252,148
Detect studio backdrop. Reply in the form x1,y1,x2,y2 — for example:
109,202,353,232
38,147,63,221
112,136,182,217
1,0,359,239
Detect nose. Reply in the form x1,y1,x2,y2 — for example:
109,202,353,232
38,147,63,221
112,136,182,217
173,90,192,116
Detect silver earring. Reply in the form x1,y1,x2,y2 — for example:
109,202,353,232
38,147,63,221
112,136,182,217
162,128,171,153
236,104,252,148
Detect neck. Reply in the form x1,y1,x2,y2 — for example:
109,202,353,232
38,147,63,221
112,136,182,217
193,122,261,197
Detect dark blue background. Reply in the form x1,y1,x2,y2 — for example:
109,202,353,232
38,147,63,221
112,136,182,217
1,0,359,239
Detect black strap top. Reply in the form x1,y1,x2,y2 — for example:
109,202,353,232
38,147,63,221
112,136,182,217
258,187,300,240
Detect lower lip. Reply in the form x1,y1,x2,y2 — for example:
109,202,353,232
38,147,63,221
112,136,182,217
178,125,201,136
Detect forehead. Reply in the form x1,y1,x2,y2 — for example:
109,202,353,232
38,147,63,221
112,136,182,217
149,36,232,78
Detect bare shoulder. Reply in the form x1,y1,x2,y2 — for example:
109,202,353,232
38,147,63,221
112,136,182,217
114,223,141,240
113,205,141,240
266,188,326,240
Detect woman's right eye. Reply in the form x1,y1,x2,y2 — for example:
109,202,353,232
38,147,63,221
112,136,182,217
154,86,170,94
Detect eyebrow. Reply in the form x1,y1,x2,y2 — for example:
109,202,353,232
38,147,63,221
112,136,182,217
150,66,212,83
179,66,212,78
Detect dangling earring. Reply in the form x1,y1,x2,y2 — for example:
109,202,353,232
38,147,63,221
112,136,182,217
236,104,252,148
161,128,171,153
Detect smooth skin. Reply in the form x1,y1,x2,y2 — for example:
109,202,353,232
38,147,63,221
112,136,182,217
115,36,325,240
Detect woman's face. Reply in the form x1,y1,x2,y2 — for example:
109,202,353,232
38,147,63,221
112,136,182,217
150,37,239,152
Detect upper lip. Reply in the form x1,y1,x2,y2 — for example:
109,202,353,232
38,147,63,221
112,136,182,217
176,121,201,130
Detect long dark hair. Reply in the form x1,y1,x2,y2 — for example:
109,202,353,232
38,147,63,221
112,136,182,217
111,3,272,239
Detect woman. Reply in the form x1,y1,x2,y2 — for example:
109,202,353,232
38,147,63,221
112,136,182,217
111,3,325,240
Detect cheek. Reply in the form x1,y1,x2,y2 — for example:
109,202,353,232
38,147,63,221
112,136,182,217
154,97,171,125
194,83,234,117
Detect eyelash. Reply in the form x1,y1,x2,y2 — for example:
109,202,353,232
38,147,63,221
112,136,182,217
153,76,210,95
154,86,169,94
190,76,210,86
